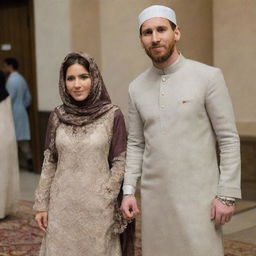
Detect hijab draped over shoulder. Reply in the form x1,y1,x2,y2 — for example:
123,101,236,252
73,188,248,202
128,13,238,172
45,52,115,161
56,52,114,125
43,52,135,256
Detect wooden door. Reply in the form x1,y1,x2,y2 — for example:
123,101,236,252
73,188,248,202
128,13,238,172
0,0,40,172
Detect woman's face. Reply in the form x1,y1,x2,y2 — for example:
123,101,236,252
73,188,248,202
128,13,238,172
65,63,92,101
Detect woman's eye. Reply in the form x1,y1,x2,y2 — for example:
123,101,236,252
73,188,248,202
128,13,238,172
80,75,89,80
66,76,74,81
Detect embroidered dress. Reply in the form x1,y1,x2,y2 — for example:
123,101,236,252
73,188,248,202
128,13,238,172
34,52,133,256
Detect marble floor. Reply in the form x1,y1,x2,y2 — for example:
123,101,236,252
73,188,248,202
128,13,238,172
20,169,256,245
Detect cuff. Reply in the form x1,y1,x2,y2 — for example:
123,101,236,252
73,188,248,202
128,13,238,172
122,185,136,195
217,186,242,199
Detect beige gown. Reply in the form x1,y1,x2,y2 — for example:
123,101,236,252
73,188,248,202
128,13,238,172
34,107,126,256
0,97,19,218
124,55,241,256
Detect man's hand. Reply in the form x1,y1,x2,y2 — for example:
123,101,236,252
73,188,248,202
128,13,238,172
121,195,140,219
35,211,48,232
211,198,235,225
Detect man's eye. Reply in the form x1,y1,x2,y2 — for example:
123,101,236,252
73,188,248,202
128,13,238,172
142,30,152,36
157,27,166,32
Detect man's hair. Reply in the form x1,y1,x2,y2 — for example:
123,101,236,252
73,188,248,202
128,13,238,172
139,20,176,36
4,57,19,70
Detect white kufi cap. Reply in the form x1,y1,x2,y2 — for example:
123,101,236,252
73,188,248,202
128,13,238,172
138,5,177,28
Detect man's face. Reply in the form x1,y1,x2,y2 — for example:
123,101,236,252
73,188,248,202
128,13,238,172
140,17,180,64
2,62,11,76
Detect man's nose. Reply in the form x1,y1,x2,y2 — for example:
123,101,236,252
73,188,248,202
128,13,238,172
152,31,160,43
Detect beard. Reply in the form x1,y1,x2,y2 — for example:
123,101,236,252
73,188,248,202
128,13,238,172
144,42,175,63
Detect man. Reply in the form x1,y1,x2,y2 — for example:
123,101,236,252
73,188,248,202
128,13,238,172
3,57,33,171
121,5,241,256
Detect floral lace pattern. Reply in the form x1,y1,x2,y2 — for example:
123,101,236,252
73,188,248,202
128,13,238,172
34,108,127,256
33,150,57,211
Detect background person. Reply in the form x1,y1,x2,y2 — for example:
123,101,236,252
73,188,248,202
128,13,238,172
2,57,33,171
0,70,19,219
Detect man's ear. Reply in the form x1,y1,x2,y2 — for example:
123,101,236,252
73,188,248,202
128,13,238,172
174,26,181,42
140,36,145,49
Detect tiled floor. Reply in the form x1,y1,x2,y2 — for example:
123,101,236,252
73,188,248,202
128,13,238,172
20,169,256,245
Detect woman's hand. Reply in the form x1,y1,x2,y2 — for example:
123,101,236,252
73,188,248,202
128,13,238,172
35,211,48,232
121,195,140,219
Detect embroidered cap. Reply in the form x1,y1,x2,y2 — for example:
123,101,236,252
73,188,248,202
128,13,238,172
138,5,177,28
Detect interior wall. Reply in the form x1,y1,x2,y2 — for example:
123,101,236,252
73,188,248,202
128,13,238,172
213,0,256,123
99,0,213,119
34,0,71,111
70,0,101,66
34,0,213,116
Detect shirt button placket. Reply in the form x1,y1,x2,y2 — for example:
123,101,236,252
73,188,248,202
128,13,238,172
160,76,166,110
160,76,167,130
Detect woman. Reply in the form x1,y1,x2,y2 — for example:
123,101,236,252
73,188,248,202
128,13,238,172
34,52,134,255
0,70,19,219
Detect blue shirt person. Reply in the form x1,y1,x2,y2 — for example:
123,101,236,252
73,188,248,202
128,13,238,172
3,58,33,171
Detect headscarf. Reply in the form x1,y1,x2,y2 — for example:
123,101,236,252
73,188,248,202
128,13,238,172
54,52,114,126
0,70,9,103
45,52,114,160
44,52,135,255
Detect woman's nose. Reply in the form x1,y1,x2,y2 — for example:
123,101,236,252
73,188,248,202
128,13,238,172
74,78,80,88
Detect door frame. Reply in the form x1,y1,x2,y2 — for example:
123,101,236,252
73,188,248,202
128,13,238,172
27,0,41,173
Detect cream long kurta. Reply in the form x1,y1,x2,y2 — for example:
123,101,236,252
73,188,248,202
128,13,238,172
0,97,19,218
124,55,241,256
34,107,127,256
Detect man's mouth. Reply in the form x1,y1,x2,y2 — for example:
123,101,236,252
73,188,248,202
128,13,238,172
151,45,164,49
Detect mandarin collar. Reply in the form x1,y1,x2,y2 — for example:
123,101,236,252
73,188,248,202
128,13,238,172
152,54,186,75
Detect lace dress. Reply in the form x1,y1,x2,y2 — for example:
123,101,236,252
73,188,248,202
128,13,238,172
34,107,126,256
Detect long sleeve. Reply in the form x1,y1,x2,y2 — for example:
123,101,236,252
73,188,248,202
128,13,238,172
123,87,145,194
23,82,31,108
106,109,127,198
206,69,241,198
33,112,59,211
5,78,16,106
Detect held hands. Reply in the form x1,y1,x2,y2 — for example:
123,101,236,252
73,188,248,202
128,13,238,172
35,211,48,232
121,195,140,219
211,198,235,226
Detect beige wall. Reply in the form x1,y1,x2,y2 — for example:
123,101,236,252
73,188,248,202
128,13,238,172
34,0,212,114
35,0,212,115
34,0,256,123
213,0,256,122
70,0,102,66
34,0,71,111
100,0,213,118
